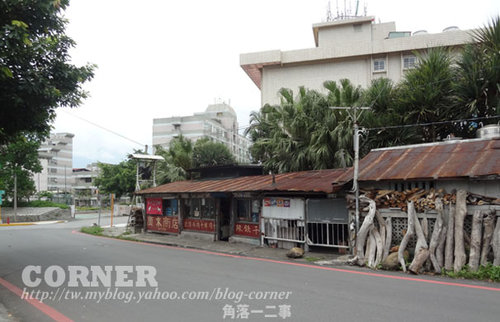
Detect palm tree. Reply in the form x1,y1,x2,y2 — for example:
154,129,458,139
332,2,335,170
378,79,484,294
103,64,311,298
454,16,500,137
154,136,193,184
396,48,455,142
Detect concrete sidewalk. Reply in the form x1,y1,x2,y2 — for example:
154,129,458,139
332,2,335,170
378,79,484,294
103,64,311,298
101,226,350,265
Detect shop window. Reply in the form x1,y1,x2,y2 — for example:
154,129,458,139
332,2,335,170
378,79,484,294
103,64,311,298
201,198,216,219
190,198,201,218
186,198,216,219
237,199,260,223
163,199,178,216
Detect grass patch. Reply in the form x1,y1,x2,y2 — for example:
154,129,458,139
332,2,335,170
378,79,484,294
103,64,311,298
4,200,70,209
305,256,323,262
116,233,138,241
443,264,500,282
80,226,104,235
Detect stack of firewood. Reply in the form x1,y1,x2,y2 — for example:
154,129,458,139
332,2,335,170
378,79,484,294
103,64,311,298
350,190,500,274
348,188,498,212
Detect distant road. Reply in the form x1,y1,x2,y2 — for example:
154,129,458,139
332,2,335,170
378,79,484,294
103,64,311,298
0,217,499,321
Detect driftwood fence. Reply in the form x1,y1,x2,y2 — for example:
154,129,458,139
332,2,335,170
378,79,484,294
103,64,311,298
349,189,500,273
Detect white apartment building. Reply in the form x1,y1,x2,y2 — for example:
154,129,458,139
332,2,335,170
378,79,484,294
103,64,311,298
73,163,99,207
240,16,474,106
152,103,252,164
35,132,74,193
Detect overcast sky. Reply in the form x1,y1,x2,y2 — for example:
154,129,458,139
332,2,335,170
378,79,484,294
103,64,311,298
52,0,500,168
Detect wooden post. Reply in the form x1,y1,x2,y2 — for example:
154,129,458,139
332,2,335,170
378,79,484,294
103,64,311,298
480,211,495,266
383,217,392,261
429,198,444,273
399,202,415,272
354,197,376,266
468,210,483,272
444,203,455,271
492,216,500,266
409,205,430,274
453,190,467,273
110,194,114,227
375,211,386,261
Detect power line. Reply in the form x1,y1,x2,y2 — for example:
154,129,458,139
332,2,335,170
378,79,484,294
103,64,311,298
365,115,500,132
60,110,146,147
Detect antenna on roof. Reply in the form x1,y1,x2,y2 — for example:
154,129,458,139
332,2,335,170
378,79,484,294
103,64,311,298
326,1,333,22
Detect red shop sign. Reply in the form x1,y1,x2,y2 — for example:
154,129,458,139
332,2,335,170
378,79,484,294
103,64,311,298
147,215,179,233
184,218,215,232
146,198,163,215
235,223,260,238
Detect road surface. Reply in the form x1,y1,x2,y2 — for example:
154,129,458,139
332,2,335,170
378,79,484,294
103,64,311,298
0,214,499,321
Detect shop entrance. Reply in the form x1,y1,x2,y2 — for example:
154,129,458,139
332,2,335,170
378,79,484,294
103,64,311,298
219,198,231,241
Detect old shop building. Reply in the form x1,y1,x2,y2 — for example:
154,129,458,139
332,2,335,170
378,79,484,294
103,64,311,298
136,166,349,250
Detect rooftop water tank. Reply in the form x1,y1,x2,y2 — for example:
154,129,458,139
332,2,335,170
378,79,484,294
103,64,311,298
476,124,500,139
413,30,428,36
443,26,460,32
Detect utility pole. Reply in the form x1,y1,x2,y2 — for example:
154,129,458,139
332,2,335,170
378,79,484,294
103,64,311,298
329,106,370,252
13,171,17,222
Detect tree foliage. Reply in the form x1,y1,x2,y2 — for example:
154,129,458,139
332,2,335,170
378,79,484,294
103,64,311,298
0,0,95,143
154,136,193,184
247,17,500,173
94,159,136,198
0,135,42,202
192,138,235,169
246,80,361,173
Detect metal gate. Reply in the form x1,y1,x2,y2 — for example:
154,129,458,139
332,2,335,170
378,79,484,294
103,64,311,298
306,199,349,248
263,218,305,244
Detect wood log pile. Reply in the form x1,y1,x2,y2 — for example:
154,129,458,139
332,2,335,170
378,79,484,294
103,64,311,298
350,190,500,273
348,188,499,212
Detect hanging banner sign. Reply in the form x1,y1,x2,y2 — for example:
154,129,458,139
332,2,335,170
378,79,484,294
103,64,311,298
146,198,163,215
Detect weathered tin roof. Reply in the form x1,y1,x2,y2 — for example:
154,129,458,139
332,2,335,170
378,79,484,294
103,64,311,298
335,138,500,184
138,168,347,195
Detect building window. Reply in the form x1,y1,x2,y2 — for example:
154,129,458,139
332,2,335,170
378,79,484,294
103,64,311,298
188,198,215,219
201,198,215,219
163,199,178,216
237,199,260,223
403,54,417,70
373,58,386,72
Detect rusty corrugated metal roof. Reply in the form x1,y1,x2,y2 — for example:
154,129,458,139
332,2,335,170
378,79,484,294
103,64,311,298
138,168,348,195
334,138,500,183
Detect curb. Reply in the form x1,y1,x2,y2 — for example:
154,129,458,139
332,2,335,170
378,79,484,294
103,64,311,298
0,220,66,227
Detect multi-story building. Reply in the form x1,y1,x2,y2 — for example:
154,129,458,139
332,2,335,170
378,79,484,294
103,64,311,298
240,16,475,106
35,133,74,193
152,103,252,164
73,163,100,207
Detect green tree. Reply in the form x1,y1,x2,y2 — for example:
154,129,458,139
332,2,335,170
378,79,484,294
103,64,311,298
0,0,95,144
396,48,455,142
192,138,235,168
360,78,419,154
0,135,42,203
454,16,500,137
246,80,362,173
94,159,136,198
155,136,193,184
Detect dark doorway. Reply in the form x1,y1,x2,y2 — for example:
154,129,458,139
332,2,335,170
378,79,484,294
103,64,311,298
219,198,231,241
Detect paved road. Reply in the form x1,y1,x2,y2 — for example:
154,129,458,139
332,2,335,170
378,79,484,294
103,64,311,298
0,217,499,322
